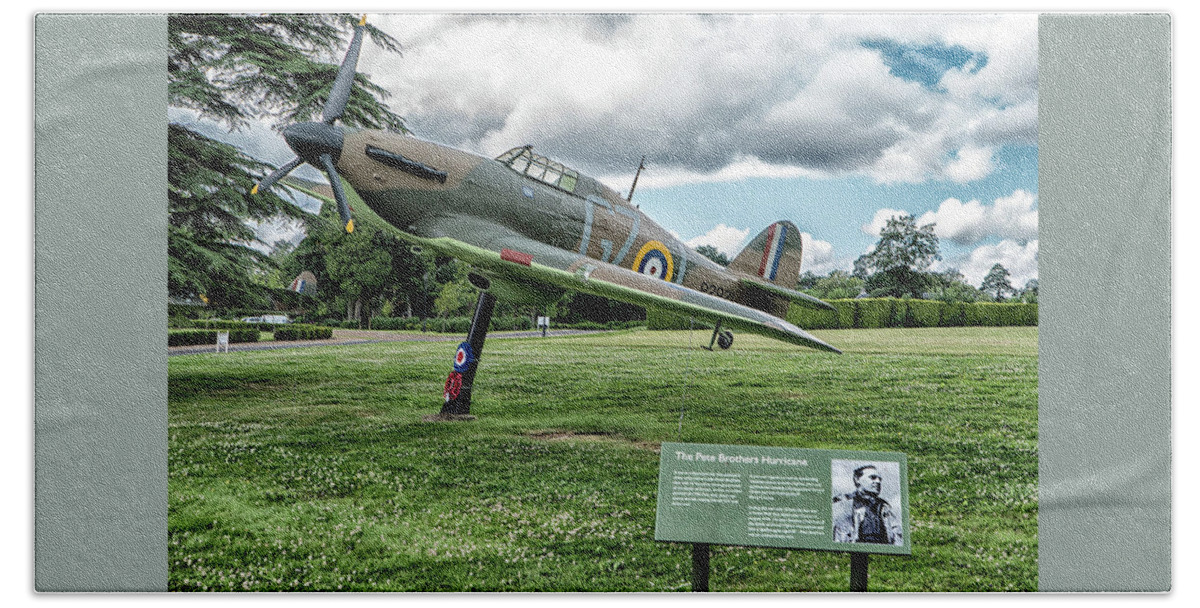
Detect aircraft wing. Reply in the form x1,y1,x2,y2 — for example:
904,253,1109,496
423,236,842,354
286,177,840,354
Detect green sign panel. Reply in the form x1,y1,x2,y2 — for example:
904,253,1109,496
654,443,910,555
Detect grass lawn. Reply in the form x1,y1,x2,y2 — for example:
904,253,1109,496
168,326,1037,592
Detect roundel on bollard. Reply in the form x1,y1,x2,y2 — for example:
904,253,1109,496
632,240,674,281
453,342,474,373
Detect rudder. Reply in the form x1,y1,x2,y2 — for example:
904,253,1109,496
728,220,803,286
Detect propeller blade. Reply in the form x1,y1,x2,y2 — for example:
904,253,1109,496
322,16,367,125
252,156,303,194
319,153,354,233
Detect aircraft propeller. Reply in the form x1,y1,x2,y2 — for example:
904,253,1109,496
252,15,368,233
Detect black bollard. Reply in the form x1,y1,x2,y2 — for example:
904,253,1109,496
440,291,497,416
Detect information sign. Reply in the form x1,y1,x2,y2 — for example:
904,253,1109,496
655,442,910,555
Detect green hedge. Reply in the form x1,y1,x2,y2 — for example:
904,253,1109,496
646,309,693,330
358,316,644,332
649,299,1037,331
168,328,260,347
191,319,287,332
787,298,1037,330
904,299,942,328
369,315,538,332
272,324,334,341
855,298,897,329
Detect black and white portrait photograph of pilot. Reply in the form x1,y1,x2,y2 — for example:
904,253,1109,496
831,460,904,546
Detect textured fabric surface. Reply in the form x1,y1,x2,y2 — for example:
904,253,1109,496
34,14,168,591
1038,13,1171,592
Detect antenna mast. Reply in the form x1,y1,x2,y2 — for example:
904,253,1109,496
626,156,647,202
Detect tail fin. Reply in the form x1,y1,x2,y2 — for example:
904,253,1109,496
289,271,318,296
728,221,803,286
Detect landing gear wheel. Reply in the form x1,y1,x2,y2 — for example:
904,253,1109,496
716,330,734,350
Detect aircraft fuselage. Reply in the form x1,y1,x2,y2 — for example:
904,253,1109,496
336,128,756,308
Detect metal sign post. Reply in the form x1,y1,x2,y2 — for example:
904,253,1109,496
691,543,710,592
850,553,869,591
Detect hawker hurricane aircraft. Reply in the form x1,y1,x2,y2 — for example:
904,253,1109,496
254,17,841,414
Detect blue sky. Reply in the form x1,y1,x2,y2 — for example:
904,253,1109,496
636,143,1037,285
182,13,1039,288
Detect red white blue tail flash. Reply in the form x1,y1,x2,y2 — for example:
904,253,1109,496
757,222,787,281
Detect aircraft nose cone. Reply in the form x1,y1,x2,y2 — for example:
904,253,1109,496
283,122,345,164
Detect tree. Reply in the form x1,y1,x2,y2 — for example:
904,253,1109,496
324,223,393,326
926,268,984,303
277,197,437,324
797,271,821,290
980,263,1015,301
167,14,405,309
695,244,730,267
433,261,478,318
853,214,941,298
1018,278,1039,303
801,270,864,300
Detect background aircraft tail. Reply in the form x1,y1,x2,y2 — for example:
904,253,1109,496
728,220,803,286
289,271,318,296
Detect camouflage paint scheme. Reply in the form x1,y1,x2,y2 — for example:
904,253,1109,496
292,126,840,353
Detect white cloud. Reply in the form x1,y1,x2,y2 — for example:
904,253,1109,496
916,189,1038,245
800,232,842,276
366,14,1037,188
617,155,828,191
683,223,751,257
943,145,996,183
957,239,1038,287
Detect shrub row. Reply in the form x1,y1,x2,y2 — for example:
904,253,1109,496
646,298,1037,331
367,315,536,332
786,298,1038,329
564,320,646,331
647,311,711,330
272,324,334,341
318,316,646,333
168,328,260,347
189,319,286,332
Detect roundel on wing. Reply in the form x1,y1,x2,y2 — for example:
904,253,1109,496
453,342,474,373
632,240,674,281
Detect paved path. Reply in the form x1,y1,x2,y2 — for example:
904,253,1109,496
168,328,601,357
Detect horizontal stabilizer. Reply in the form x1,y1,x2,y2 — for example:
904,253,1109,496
739,278,836,311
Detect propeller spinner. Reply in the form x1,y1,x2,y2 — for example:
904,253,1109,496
252,15,368,233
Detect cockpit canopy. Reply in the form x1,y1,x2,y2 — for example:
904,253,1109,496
496,146,580,194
